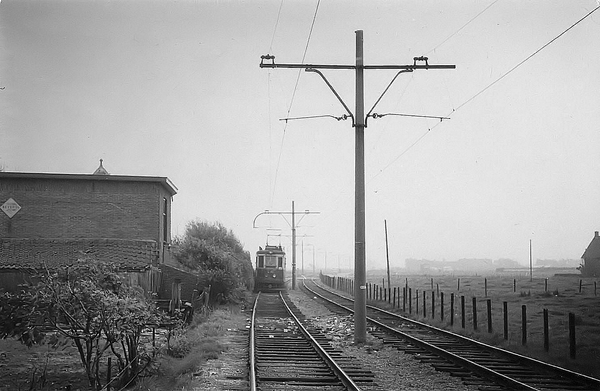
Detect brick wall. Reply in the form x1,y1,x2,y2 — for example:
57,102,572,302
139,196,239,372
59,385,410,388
0,176,171,243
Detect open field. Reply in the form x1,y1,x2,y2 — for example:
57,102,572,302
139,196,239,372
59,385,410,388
344,270,600,379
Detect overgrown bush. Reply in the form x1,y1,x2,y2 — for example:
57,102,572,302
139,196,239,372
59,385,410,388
172,220,254,304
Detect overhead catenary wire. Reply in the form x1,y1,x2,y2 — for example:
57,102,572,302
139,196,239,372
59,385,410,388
425,0,500,55
270,0,321,205
452,4,600,114
370,4,600,182
269,0,284,53
368,1,497,158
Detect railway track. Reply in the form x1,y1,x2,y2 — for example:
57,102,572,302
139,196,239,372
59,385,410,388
249,291,375,390
302,278,600,391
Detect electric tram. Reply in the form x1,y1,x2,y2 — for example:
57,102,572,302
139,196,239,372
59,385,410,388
254,244,286,292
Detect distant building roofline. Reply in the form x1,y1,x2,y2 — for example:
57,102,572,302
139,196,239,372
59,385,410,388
0,171,178,195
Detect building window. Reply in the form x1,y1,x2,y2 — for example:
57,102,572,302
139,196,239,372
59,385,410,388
163,197,168,243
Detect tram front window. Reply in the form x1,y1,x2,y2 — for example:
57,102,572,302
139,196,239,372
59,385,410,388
265,255,278,268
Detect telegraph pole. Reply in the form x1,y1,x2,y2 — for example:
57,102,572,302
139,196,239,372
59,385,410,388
260,30,455,343
292,201,296,288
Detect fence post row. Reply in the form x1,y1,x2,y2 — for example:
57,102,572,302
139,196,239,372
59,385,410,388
322,275,587,362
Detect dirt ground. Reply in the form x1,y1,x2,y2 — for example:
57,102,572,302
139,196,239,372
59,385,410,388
0,338,89,391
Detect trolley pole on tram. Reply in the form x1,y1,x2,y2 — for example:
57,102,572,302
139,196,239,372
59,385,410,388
259,30,455,343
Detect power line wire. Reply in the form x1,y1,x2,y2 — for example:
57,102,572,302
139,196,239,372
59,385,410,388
453,4,600,113
371,4,600,182
271,0,321,205
269,0,284,53
425,0,499,55
285,0,321,120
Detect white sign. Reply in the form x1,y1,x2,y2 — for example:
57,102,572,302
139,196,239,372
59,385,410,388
1,198,21,218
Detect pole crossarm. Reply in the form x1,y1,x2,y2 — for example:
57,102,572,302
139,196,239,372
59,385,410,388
260,63,455,70
253,210,320,228
260,60,455,71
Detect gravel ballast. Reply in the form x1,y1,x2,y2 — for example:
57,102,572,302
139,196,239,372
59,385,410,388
193,287,481,390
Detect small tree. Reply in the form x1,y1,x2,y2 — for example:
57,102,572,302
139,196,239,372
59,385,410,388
0,260,165,390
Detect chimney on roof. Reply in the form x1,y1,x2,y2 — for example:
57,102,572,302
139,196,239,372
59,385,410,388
596,231,599,237
93,159,110,175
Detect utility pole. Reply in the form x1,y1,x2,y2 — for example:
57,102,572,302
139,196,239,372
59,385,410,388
529,239,533,282
260,30,455,343
301,240,304,275
385,220,391,291
253,201,319,290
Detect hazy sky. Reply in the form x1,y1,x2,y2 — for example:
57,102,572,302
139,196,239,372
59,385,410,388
1,0,599,270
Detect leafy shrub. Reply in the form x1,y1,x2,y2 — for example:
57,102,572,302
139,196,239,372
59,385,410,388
172,220,254,304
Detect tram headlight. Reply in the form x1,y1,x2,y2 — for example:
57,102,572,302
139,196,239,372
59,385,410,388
272,274,276,278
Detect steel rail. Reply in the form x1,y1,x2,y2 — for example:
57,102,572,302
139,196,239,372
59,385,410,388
278,291,363,391
302,279,600,391
248,292,259,391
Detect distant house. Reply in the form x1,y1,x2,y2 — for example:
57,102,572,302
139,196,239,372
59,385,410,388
580,231,600,277
0,161,178,297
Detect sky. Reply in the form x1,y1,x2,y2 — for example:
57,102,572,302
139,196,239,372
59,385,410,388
1,0,599,271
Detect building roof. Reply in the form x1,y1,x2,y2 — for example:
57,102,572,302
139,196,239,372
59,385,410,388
582,231,600,260
0,171,177,196
0,238,159,272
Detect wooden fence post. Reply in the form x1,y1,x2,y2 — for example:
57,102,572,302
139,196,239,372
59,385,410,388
440,292,444,321
503,301,508,340
513,279,516,293
472,297,478,331
107,357,112,391
450,293,455,326
416,289,419,315
403,287,406,312
431,291,435,319
461,295,466,329
521,305,527,346
569,312,576,359
409,288,412,314
487,299,492,333
484,278,488,297
457,278,460,291
579,280,582,293
423,290,426,318
543,308,549,352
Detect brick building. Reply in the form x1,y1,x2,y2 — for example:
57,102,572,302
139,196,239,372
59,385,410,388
581,231,600,277
0,162,182,296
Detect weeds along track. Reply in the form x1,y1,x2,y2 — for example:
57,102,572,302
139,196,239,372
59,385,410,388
302,279,600,391
249,291,375,391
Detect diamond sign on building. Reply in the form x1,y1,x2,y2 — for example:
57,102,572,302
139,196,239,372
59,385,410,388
1,198,21,218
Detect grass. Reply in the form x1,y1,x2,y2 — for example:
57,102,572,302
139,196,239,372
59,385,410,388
331,271,600,379
131,302,248,391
